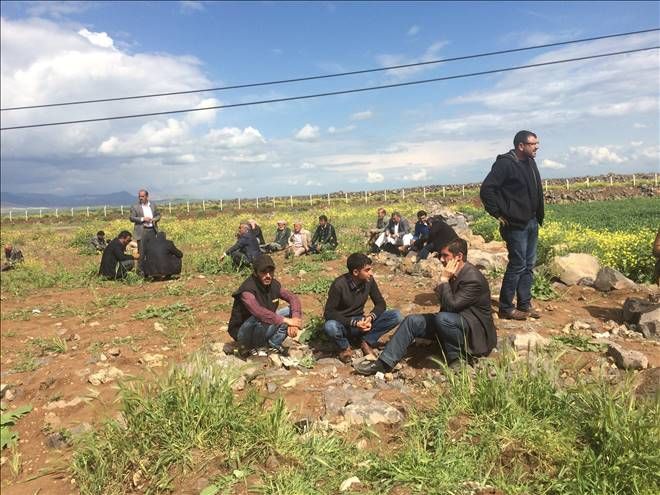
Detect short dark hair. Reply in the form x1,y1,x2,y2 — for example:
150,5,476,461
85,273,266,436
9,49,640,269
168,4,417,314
118,230,132,239
443,238,468,260
392,211,400,218
417,210,427,218
347,252,372,272
319,214,328,222
97,230,105,236
513,130,537,148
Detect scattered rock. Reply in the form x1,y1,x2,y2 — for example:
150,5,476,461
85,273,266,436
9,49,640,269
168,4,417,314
43,412,62,431
0,384,8,399
231,376,246,392
340,476,361,492
88,321,100,327
593,267,636,291
549,253,600,286
622,297,660,324
4,389,15,402
266,382,278,394
88,367,124,386
45,432,69,449
607,343,648,370
44,397,83,410
139,353,166,368
68,422,93,439
468,249,508,271
572,320,592,331
265,455,280,470
342,400,403,425
107,347,121,357
510,332,550,351
638,307,660,338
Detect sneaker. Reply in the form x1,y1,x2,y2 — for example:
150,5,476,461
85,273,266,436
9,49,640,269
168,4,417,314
354,358,390,376
498,309,527,321
338,348,353,364
267,342,289,356
519,306,541,319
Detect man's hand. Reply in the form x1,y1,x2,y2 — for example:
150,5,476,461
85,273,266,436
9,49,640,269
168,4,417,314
143,216,152,223
220,253,227,261
497,216,509,227
132,252,140,260
356,318,372,332
284,316,303,328
287,326,300,338
441,259,460,280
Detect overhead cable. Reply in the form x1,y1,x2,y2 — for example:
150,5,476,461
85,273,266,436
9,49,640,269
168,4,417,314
1,27,657,112
1,45,658,131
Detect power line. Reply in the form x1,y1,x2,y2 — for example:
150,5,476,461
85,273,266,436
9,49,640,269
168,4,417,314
1,46,657,131
1,27,658,112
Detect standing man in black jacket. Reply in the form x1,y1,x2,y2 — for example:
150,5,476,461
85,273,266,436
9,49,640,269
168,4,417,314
480,130,544,321
99,230,138,279
356,238,497,375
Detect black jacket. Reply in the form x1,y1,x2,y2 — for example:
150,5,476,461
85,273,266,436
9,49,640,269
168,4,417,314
226,233,262,262
312,223,338,247
436,262,497,356
99,238,134,279
228,275,281,339
480,150,544,229
324,274,386,327
428,217,458,251
143,237,183,277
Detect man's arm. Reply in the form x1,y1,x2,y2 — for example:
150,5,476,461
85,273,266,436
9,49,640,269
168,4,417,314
436,278,482,313
151,203,161,224
329,225,338,245
323,280,353,327
169,242,183,258
479,161,508,220
311,226,320,244
368,280,386,319
129,205,142,225
111,242,134,263
240,292,284,325
280,288,302,318
225,237,244,255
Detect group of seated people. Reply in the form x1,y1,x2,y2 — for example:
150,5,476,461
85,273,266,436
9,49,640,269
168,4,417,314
222,215,338,267
228,237,497,374
97,229,183,280
369,208,458,260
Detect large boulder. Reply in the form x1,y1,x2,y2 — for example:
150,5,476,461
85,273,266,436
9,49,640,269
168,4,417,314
342,400,403,425
469,249,508,271
607,343,648,370
593,267,636,292
622,297,660,324
549,253,600,286
638,307,660,338
418,258,443,279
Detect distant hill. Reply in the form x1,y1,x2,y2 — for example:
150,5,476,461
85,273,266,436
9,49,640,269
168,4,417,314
0,191,135,208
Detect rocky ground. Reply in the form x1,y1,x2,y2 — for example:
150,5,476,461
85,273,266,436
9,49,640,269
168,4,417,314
1,209,658,495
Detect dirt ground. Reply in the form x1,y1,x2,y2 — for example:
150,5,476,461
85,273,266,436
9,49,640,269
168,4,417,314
1,251,659,495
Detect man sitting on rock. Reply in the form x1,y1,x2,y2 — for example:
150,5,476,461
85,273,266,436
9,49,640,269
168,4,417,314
416,214,458,261
262,220,291,253
285,222,311,258
411,210,431,253
355,238,497,375
310,214,338,253
90,231,107,252
368,207,388,250
221,222,262,268
323,253,403,363
99,230,139,279
228,254,303,356
374,211,413,255
143,231,184,280
1,244,24,271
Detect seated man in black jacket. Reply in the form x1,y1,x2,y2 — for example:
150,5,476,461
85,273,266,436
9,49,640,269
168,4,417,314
99,230,138,279
356,238,497,375
221,222,262,268
310,215,338,253
323,253,403,363
143,231,183,280
416,215,458,261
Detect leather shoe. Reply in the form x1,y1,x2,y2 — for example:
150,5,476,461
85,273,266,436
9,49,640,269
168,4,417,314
360,340,376,357
338,348,353,364
519,307,541,319
498,309,527,321
354,358,389,376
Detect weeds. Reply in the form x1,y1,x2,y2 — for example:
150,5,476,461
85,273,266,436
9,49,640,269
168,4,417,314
551,335,607,353
294,278,333,295
32,336,68,354
1,404,32,449
297,315,327,344
134,303,192,320
531,267,558,300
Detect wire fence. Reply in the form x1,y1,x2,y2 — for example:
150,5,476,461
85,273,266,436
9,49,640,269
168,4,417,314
1,173,657,223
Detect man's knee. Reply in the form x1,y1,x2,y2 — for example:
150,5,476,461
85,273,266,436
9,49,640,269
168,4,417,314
400,314,427,336
323,320,343,338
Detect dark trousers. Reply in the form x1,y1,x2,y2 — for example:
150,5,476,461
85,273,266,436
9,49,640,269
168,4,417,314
323,310,403,350
379,312,467,367
499,218,538,312
137,228,157,274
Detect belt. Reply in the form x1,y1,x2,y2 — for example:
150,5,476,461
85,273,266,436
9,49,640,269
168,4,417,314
143,226,154,229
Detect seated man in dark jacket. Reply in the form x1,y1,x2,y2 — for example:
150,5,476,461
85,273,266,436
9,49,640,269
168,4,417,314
323,253,403,363
143,231,183,280
228,254,302,355
416,214,458,261
90,231,107,252
262,220,291,253
99,230,138,279
310,215,338,253
356,238,497,375
222,222,262,268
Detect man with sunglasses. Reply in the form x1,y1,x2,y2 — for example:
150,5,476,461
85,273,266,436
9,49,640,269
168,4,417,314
480,130,544,321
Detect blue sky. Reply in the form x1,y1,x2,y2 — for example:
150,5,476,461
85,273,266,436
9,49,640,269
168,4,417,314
1,1,658,199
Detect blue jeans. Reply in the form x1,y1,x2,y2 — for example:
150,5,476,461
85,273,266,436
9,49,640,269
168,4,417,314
499,218,538,313
236,307,290,350
323,309,403,350
379,312,468,367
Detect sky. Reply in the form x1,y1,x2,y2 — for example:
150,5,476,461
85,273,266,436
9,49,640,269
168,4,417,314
1,1,659,200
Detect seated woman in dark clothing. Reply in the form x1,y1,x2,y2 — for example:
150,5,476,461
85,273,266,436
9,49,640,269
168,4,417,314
143,231,183,280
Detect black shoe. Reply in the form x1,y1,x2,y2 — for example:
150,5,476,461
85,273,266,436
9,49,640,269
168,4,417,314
354,358,390,376
267,342,289,356
447,359,463,372
498,309,527,321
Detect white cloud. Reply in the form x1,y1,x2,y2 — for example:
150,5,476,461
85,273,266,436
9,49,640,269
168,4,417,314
376,40,449,80
78,28,114,48
634,122,647,128
294,123,320,141
205,126,265,148
328,124,356,134
570,146,626,165
305,179,321,186
27,1,91,18
630,141,643,146
407,25,420,36
367,172,384,183
350,110,373,121
180,1,205,12
541,159,566,169
300,162,315,169
404,169,428,181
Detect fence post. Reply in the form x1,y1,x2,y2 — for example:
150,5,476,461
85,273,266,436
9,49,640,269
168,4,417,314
272,197,275,209
462,185,465,197
566,179,570,190
238,198,241,209
202,200,206,212
586,177,589,187
327,193,330,206
9,210,12,222
25,209,28,221
39,208,42,218
55,208,59,218
121,205,124,215
633,174,636,186
290,195,293,207
544,180,548,190
364,190,367,204
655,173,658,187
344,192,348,204
402,188,405,200
71,208,74,217
442,186,446,198
220,199,223,211
104,205,107,217
423,187,426,199
169,202,172,214
187,201,190,212
86,207,90,217
610,176,613,186
309,194,312,206
256,197,259,209
384,189,387,202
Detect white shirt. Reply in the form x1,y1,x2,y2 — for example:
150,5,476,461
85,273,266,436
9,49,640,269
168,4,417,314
141,202,154,227
292,232,303,248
